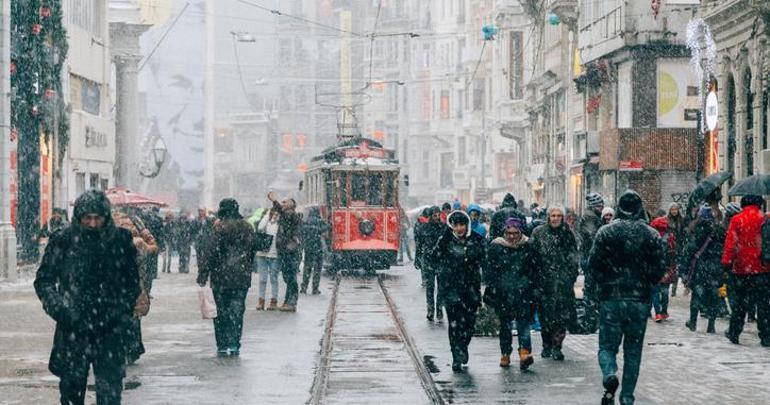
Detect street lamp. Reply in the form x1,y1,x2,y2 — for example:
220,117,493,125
140,137,168,178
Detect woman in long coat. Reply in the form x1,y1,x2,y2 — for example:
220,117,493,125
484,218,538,370
530,206,579,361
430,211,485,372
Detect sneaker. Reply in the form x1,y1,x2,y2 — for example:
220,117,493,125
662,313,670,321
541,348,552,358
518,349,534,371
654,314,664,323
601,375,619,405
217,349,229,357
499,354,511,368
279,304,296,312
552,348,565,361
267,299,279,311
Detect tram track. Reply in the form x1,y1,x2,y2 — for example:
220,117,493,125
308,274,444,405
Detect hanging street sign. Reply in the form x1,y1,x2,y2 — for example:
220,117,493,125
705,91,719,131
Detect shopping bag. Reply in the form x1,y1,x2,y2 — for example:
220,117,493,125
198,287,217,319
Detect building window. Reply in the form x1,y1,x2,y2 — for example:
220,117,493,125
473,79,484,111
69,75,101,116
100,178,109,191
422,150,430,179
89,173,99,190
458,136,466,166
509,31,523,99
69,0,104,37
76,173,86,196
440,90,450,119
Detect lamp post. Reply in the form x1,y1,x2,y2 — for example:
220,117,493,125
139,137,168,178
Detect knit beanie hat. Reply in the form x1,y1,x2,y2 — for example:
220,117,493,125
586,193,604,208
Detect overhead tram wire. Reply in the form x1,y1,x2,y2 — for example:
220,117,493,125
235,0,364,37
138,2,190,72
366,0,384,89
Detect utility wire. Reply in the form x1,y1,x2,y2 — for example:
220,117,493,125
138,2,190,72
466,41,488,89
230,34,259,110
236,0,364,37
367,0,384,88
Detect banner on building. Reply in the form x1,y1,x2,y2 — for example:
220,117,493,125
657,58,698,128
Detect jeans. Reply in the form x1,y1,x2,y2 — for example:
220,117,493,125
598,300,649,405
728,273,770,341
445,301,477,364
421,265,443,316
178,245,191,273
651,283,670,315
256,256,280,301
496,310,532,355
212,288,248,351
398,235,413,262
301,253,323,293
279,252,301,306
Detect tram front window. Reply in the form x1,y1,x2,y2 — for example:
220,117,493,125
347,172,383,207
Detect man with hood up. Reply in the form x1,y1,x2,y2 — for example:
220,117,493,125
429,210,485,372
300,206,330,295
34,190,141,404
197,198,256,356
489,193,527,239
416,206,446,321
467,203,488,238
587,190,667,405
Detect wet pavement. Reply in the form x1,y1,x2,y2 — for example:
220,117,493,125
2,260,770,404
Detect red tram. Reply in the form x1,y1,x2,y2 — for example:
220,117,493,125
303,137,401,272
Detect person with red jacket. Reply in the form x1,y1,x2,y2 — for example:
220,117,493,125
721,194,770,346
650,217,677,322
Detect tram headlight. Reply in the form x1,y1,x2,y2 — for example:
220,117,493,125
359,219,375,236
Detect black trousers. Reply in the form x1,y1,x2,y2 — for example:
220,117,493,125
445,301,477,363
145,255,158,293
178,245,191,273
279,252,301,306
301,253,323,293
59,350,125,405
689,282,720,324
212,288,248,351
728,273,770,341
421,266,443,315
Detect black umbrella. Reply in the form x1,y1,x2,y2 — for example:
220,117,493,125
727,174,770,197
685,171,732,223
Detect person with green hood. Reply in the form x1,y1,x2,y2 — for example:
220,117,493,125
35,190,141,404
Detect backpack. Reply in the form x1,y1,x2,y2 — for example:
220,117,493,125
761,215,770,264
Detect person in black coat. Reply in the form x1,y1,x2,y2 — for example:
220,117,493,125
680,206,725,334
268,192,304,312
140,207,165,292
484,217,538,370
34,190,141,405
197,198,256,356
587,190,667,405
417,206,445,321
430,210,485,372
175,211,195,273
301,206,330,295
489,193,526,239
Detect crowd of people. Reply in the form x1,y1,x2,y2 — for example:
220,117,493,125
30,186,770,405
414,189,770,405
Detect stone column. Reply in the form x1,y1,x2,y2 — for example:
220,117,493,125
0,0,17,280
110,22,150,189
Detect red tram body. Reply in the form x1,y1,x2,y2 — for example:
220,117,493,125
303,138,400,271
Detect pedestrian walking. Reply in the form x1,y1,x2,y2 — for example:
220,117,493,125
666,203,686,297
301,206,330,295
587,190,667,405
194,208,215,278
416,207,445,321
413,207,431,277
34,190,142,405
255,208,280,310
484,217,537,370
430,211,484,372
680,206,724,333
197,198,256,356
530,206,579,361
175,211,195,274
162,211,176,273
112,209,158,365
140,207,165,292
467,204,488,238
397,207,414,264
268,192,303,312
721,194,770,346
489,193,526,239
577,193,604,332
649,216,677,323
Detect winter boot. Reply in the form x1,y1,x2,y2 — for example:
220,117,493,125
654,314,663,323
279,304,296,312
499,354,511,368
518,349,534,371
256,298,265,311
451,361,462,372
707,318,716,334
685,319,697,332
426,308,434,322
267,299,278,311
461,346,469,365
725,331,740,345
541,347,552,358
601,375,619,405
436,307,444,322
552,347,565,361
311,289,321,295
